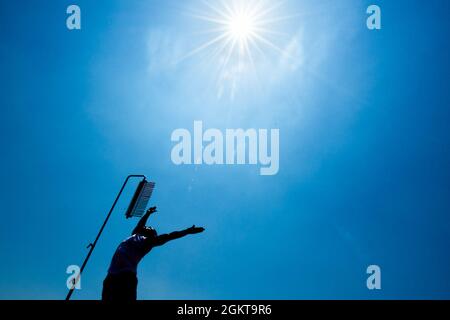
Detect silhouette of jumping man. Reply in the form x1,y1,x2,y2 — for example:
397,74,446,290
102,206,205,300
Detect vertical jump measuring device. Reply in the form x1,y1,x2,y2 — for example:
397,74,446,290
65,174,155,300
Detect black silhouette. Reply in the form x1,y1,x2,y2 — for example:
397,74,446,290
102,206,205,301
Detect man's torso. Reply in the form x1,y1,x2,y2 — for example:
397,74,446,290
107,234,153,275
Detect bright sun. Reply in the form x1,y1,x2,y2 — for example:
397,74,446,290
181,0,294,98
184,1,288,62
228,12,256,41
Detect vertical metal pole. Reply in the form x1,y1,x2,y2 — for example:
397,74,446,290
65,175,146,300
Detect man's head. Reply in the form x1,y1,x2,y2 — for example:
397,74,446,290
137,226,157,238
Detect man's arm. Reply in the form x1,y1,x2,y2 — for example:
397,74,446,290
132,206,157,235
153,225,205,247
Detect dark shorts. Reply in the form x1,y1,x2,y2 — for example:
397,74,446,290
102,272,138,301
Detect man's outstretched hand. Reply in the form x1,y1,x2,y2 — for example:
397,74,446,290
187,225,205,234
146,206,157,215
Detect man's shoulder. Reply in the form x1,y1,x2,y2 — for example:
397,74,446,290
121,234,143,245
126,234,146,240
128,234,154,246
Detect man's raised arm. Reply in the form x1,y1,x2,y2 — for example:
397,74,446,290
154,225,205,247
132,207,157,235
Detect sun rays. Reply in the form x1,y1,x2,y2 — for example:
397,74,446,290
180,0,296,99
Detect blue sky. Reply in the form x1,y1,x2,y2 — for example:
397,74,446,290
0,0,449,299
